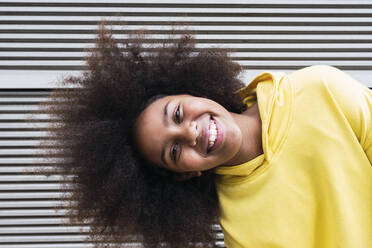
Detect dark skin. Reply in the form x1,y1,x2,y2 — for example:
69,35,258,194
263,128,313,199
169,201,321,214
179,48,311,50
134,94,263,180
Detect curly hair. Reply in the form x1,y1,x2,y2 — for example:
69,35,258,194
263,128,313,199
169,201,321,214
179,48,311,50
35,23,246,248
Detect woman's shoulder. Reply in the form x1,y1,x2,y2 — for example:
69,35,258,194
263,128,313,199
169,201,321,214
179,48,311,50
288,65,369,106
288,65,350,89
290,64,340,77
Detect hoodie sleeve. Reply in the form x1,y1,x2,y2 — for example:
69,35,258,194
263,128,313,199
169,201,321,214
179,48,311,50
310,65,372,165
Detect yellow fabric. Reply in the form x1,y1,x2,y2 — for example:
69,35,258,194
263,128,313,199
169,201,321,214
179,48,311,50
215,65,372,248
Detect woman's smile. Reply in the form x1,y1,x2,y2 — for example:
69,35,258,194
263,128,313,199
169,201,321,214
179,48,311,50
207,116,224,153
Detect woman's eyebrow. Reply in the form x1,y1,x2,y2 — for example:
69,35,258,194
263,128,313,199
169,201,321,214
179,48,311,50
161,100,171,167
163,100,170,127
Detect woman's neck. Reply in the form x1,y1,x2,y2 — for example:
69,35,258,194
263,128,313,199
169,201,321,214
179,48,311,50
224,102,263,166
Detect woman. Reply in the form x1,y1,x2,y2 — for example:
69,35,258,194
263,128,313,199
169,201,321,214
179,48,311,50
39,24,372,248
135,65,372,248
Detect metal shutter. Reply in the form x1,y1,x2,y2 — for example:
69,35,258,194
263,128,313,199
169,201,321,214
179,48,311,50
1,1,371,247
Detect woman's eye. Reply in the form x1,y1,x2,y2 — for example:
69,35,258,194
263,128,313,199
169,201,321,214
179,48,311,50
171,143,179,162
175,105,181,123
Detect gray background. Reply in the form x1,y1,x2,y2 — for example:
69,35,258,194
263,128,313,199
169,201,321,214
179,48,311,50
0,0,371,247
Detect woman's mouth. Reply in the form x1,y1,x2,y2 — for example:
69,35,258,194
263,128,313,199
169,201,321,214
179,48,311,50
208,119,217,149
207,116,223,153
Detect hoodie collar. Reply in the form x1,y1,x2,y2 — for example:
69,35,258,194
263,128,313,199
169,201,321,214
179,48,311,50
215,71,287,177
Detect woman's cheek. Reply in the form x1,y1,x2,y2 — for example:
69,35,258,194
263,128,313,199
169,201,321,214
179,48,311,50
181,149,206,171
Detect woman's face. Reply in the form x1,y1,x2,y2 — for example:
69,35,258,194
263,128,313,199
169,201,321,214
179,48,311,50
133,95,242,173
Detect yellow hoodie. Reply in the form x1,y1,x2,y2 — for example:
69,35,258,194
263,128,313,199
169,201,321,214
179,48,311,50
215,65,372,248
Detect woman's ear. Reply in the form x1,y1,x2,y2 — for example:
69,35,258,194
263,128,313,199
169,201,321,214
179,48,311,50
173,171,202,181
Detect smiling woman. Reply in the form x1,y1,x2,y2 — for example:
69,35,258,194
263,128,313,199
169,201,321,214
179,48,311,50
37,23,372,248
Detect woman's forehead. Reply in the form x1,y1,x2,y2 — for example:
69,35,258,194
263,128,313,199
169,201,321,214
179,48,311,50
134,96,174,167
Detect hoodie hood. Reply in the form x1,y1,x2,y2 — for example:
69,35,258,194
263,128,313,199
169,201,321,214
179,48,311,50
215,71,291,178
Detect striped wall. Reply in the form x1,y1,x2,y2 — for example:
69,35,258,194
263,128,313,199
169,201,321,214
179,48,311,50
1,0,371,247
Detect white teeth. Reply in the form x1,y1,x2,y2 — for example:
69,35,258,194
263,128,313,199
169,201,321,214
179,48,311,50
208,120,218,149
210,129,217,136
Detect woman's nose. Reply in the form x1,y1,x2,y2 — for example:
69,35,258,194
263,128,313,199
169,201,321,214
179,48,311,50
182,121,198,146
